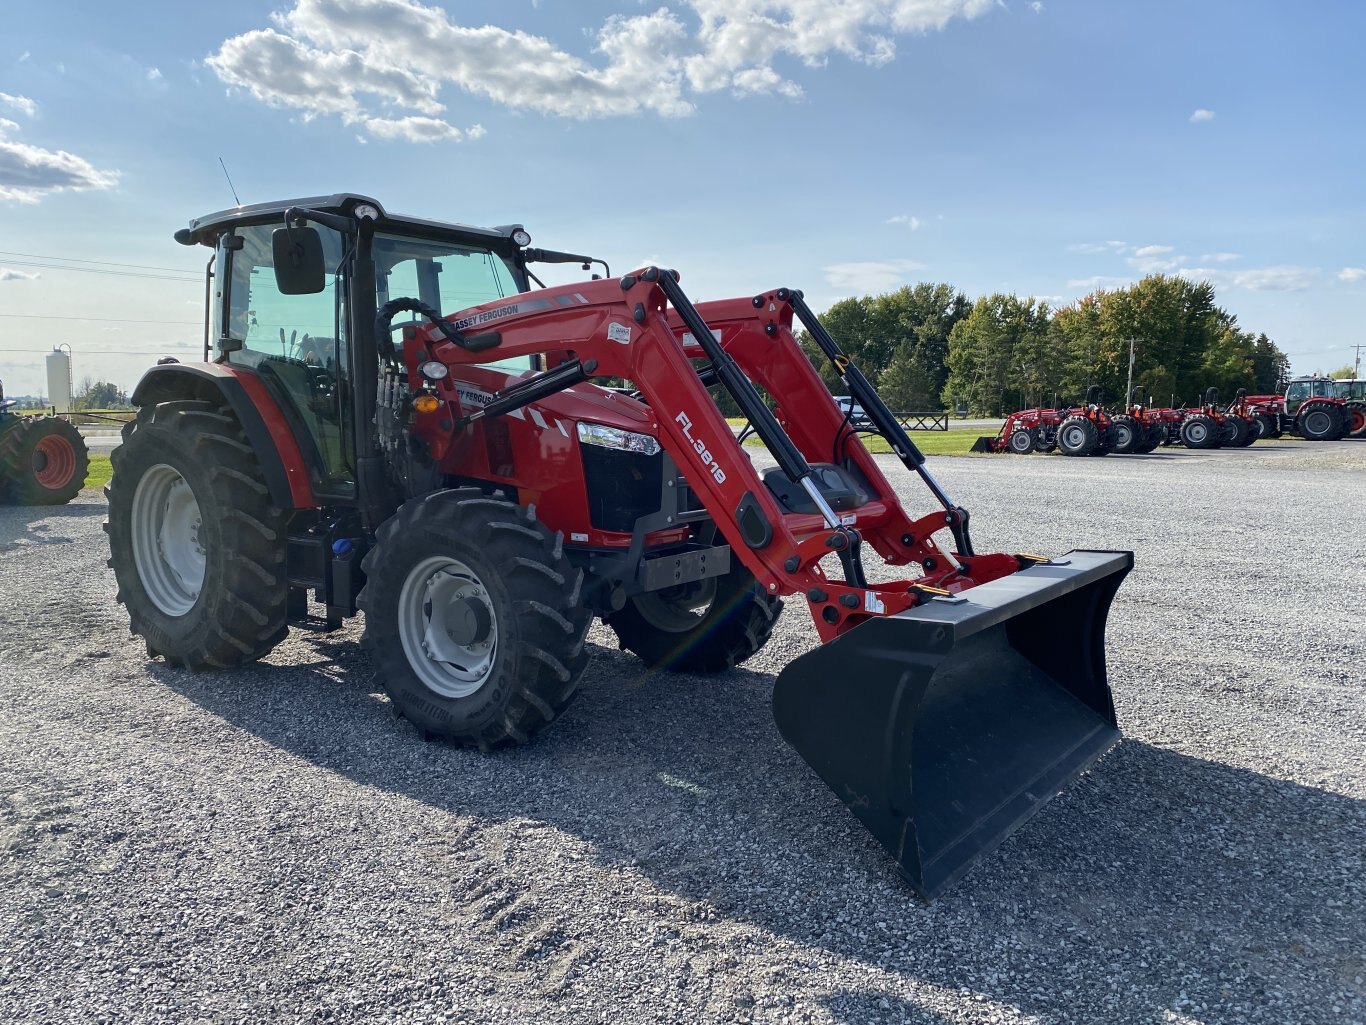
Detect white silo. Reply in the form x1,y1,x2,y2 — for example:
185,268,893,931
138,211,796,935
46,345,73,414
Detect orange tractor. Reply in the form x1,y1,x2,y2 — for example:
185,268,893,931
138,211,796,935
104,195,1132,898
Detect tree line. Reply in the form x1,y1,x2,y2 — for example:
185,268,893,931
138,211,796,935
794,274,1292,416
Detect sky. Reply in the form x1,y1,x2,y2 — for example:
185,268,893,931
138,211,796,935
1,0,1364,397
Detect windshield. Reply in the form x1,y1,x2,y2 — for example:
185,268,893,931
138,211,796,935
375,234,531,372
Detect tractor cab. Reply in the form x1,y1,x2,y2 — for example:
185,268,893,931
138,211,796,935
1284,376,1337,415
175,195,540,500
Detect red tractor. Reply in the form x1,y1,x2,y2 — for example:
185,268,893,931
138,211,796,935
1240,375,1358,441
0,379,89,505
1108,389,1165,454
973,386,1120,456
103,195,1132,899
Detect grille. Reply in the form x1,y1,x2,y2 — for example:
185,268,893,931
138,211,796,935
581,446,662,533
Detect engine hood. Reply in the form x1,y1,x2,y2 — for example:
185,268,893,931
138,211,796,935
538,379,658,434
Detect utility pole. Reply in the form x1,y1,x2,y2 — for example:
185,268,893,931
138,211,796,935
1124,337,1139,405
1353,343,1364,380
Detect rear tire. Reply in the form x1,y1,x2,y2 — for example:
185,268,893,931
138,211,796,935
105,401,289,668
0,417,31,503
359,488,592,748
608,561,782,673
1344,401,1366,439
1297,403,1344,441
1056,416,1097,456
4,417,88,505
1110,415,1141,454
1007,429,1035,454
1253,413,1278,440
1221,416,1250,448
1180,415,1219,449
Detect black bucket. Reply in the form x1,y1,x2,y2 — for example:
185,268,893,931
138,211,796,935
772,550,1133,899
969,436,999,453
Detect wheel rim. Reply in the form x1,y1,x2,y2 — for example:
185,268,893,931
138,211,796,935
1304,410,1331,436
1115,424,1133,448
32,434,77,489
1187,422,1207,443
1349,409,1366,434
1009,432,1031,453
633,577,719,633
398,555,499,699
1061,425,1085,449
130,464,205,616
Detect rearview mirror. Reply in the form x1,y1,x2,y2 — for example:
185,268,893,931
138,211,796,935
272,226,326,295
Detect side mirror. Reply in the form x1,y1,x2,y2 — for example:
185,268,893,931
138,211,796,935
272,226,326,295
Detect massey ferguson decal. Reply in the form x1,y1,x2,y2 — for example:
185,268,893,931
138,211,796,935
449,296,553,332
674,411,727,484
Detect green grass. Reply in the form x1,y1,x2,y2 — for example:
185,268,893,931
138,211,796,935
85,453,113,491
742,427,992,457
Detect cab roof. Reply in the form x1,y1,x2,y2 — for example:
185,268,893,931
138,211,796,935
177,193,525,249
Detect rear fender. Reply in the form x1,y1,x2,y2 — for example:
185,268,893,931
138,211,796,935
130,363,315,509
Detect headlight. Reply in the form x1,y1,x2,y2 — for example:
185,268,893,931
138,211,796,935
419,360,449,381
511,229,532,247
576,421,660,456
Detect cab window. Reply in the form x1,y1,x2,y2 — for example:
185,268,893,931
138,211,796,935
375,234,531,373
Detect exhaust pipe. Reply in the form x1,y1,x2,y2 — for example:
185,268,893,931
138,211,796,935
773,550,1132,899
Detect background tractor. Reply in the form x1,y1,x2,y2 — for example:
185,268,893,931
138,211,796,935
0,379,89,505
104,194,1132,898
1241,375,1356,441
972,386,1123,456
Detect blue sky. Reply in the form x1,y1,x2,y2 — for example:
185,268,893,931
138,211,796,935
2,0,1363,396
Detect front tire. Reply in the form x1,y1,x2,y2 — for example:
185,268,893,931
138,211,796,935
105,401,289,668
1007,429,1035,454
359,488,591,748
608,561,782,673
1344,402,1366,439
1221,416,1250,447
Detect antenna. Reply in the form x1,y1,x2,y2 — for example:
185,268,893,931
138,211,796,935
218,157,242,206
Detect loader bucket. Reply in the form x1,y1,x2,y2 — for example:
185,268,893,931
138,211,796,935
970,436,999,453
773,549,1133,899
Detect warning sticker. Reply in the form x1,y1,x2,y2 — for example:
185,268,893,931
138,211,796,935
607,322,632,345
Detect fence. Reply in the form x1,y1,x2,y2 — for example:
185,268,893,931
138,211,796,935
737,410,949,442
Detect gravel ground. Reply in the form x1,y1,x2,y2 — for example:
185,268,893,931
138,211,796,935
1,439,1363,1025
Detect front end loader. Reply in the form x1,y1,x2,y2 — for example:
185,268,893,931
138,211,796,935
105,195,1131,898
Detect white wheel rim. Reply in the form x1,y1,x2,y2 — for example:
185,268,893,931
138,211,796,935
1116,424,1133,447
398,556,499,699
1062,425,1085,448
1304,411,1330,435
1010,433,1031,452
130,464,205,616
1188,423,1207,443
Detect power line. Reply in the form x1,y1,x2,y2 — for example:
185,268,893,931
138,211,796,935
0,259,198,283
0,313,199,325
0,249,198,274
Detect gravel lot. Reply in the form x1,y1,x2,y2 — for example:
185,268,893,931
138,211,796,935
2,439,1363,1025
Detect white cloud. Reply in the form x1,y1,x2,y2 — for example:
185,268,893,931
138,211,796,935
1067,275,1130,291
0,266,41,281
147,67,163,81
1180,265,1318,292
1132,244,1173,257
1189,108,1215,123
1030,1,1043,11
824,258,926,293
1337,267,1366,283
0,92,37,117
887,214,922,230
0,119,120,203
1200,252,1240,263
1070,240,1127,254
362,115,478,143
207,0,998,141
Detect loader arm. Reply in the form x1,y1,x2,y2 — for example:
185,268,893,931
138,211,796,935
405,271,1020,643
